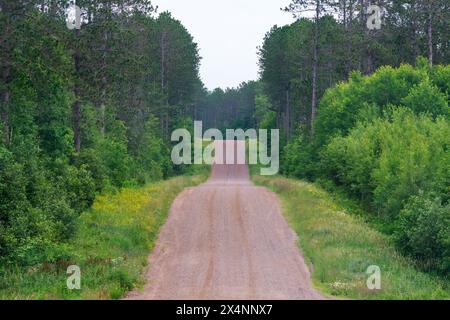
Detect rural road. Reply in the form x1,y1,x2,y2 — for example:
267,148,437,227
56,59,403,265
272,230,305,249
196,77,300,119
127,141,323,300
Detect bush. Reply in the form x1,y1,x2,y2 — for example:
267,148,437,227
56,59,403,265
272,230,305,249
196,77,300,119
283,63,449,274
0,147,31,262
282,134,317,180
318,109,449,273
0,146,76,266
322,109,449,219
372,111,449,220
401,79,449,118
314,63,448,150
287,63,449,185
77,148,110,192
77,137,134,190
53,159,96,214
395,195,450,273
132,118,169,183
430,64,450,99
314,65,423,148
320,123,380,201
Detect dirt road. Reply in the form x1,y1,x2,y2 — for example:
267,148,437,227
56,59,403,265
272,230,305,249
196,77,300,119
127,141,323,300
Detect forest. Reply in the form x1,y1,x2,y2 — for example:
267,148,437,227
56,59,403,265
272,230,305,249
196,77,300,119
0,0,449,298
0,0,207,267
202,0,450,276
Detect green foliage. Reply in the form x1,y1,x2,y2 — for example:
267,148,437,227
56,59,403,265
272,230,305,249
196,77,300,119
132,117,171,183
401,80,449,118
395,195,450,273
322,109,449,222
284,64,449,180
255,94,277,130
0,175,208,299
283,63,449,274
430,64,450,99
0,146,76,266
53,160,96,214
253,176,450,300
282,134,317,180
258,17,347,137
314,64,435,148
0,3,202,268
371,112,449,220
198,81,260,130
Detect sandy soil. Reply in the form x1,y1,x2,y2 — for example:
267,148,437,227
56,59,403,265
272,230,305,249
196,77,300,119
127,141,324,300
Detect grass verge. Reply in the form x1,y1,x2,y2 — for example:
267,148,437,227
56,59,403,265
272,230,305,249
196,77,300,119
253,174,450,300
0,168,209,299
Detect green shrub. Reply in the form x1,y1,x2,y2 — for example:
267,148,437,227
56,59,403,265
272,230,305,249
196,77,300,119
286,63,449,186
314,65,425,148
395,195,450,273
318,109,449,272
314,63,448,150
0,146,76,266
283,63,449,274
77,148,110,192
430,64,450,99
320,123,380,202
132,118,169,183
401,80,449,118
282,134,317,180
322,109,449,218
0,147,31,263
53,159,96,214
371,111,449,220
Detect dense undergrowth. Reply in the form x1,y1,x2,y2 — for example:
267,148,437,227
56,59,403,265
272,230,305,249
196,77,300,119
282,61,450,275
0,3,202,269
0,167,208,299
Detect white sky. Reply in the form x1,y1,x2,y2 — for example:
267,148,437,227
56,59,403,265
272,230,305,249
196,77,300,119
155,0,295,90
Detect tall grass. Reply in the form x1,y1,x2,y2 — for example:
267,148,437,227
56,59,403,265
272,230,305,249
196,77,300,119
253,175,450,300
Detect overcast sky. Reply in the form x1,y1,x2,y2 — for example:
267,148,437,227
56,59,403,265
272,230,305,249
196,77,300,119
155,0,295,90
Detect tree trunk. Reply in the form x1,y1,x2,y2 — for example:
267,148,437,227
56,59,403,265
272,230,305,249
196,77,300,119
366,43,374,74
49,1,59,17
411,26,419,61
73,99,82,153
164,112,169,139
0,89,10,145
427,2,434,66
359,0,374,74
346,0,355,73
411,1,419,61
160,31,168,139
73,29,82,153
0,15,12,145
349,0,354,28
310,1,320,134
342,0,347,29
285,89,290,142
276,110,281,130
160,115,165,135
100,28,108,136
358,0,366,23
358,0,365,72
161,31,167,92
